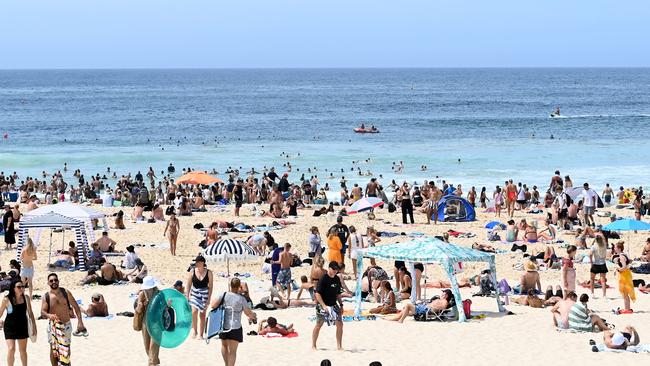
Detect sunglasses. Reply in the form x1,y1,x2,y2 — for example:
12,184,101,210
15,285,25,289
49,279,59,283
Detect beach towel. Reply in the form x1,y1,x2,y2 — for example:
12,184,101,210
593,344,650,353
262,332,299,338
82,314,116,320
48,320,72,366
378,231,400,237
568,303,593,332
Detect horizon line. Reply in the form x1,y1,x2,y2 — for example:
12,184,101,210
1,66,650,71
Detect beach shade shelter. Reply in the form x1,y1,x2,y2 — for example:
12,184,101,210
354,237,504,322
603,218,650,231
348,197,384,214
176,171,223,185
16,212,91,270
202,238,258,276
565,187,604,208
23,202,108,243
434,195,476,222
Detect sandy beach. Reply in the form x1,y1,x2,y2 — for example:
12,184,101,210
3,199,648,366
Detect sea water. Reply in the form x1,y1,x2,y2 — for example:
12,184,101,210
1,68,649,191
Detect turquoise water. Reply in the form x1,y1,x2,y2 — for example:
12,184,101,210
1,68,649,190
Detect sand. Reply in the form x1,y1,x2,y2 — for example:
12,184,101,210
5,202,650,366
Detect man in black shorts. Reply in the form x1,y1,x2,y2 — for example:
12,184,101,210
312,262,343,350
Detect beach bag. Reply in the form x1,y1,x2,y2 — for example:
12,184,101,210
26,297,37,343
487,231,500,242
133,291,148,331
388,203,396,213
462,299,472,318
205,292,229,344
479,275,495,295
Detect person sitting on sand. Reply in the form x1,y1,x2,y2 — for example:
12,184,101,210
113,210,126,229
362,265,389,302
518,260,542,294
398,267,413,300
83,293,109,317
386,289,454,323
524,222,538,243
505,220,518,243
98,258,122,285
257,316,294,336
94,231,117,252
87,242,104,267
151,203,164,221
568,294,609,332
641,237,650,262
296,275,315,300
51,251,74,268
602,326,640,350
133,204,145,221
126,258,148,284
551,291,577,329
369,281,397,314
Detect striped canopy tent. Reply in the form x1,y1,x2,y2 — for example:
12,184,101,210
23,202,108,243
202,238,259,276
16,212,91,270
354,237,505,322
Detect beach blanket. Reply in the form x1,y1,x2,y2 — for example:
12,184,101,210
262,332,299,338
378,231,400,237
593,344,650,353
447,230,476,238
82,314,116,320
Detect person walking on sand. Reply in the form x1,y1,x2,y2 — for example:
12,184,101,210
134,276,161,366
581,183,597,227
312,262,344,351
41,273,87,366
163,212,179,256
505,180,517,218
20,238,37,300
185,255,213,339
0,280,37,366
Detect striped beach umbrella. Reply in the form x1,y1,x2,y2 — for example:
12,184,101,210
202,239,258,275
348,197,384,214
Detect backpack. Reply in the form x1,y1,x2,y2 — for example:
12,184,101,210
388,203,396,213
44,287,72,312
498,279,511,294
487,230,500,242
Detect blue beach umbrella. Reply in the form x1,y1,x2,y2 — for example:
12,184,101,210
348,197,384,214
602,219,650,231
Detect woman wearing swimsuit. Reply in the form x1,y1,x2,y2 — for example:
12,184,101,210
163,212,180,256
399,267,413,300
493,186,504,217
206,222,219,246
309,256,325,289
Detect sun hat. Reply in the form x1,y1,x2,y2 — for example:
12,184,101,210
524,260,538,272
141,276,161,290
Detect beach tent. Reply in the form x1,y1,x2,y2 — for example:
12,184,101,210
16,212,91,270
23,202,108,243
354,238,504,322
434,195,476,222
564,187,604,208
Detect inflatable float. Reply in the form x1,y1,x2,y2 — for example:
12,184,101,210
146,289,192,348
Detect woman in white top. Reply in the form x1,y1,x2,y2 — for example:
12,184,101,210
347,226,365,278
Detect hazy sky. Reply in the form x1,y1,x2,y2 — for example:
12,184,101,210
1,1,648,68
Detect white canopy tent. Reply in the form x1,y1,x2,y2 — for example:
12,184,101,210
16,212,91,270
23,202,108,243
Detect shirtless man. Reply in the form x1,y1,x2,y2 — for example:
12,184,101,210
551,291,577,329
99,259,120,285
350,184,362,202
365,178,378,198
269,185,283,212
41,273,86,366
275,243,293,299
163,212,179,256
505,180,517,218
93,231,117,252
83,293,109,317
549,170,563,192
26,195,39,211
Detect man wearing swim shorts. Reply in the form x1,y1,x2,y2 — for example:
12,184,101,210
41,273,86,366
275,243,293,299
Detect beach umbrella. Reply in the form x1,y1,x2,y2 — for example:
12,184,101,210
176,171,223,185
348,197,384,214
602,219,650,231
202,238,258,275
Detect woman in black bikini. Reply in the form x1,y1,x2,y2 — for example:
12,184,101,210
399,267,413,300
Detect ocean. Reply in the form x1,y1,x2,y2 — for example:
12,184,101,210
1,68,649,191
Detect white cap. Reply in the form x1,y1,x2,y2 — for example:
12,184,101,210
140,276,161,290
611,332,626,346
